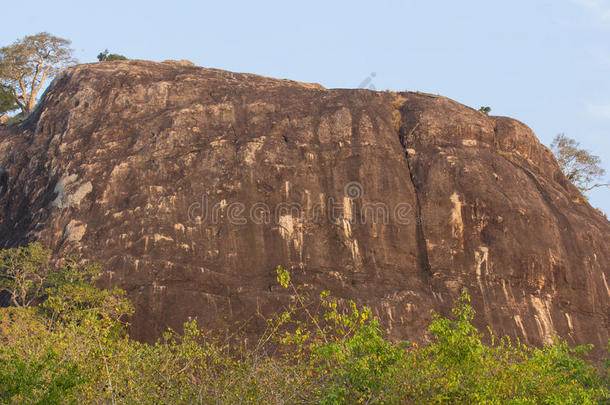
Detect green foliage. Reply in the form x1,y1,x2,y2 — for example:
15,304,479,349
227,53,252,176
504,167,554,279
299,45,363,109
551,133,607,192
276,264,290,288
273,265,406,403
268,268,609,404
0,32,76,114
97,49,128,62
402,292,608,403
0,346,82,404
0,258,608,404
478,106,491,115
0,242,51,307
0,85,17,118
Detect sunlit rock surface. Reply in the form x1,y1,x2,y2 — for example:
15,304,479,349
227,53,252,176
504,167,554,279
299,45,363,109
0,60,608,356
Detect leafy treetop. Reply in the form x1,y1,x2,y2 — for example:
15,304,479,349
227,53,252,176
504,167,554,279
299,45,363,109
551,133,608,192
97,49,127,62
0,85,17,119
478,106,491,115
0,32,76,115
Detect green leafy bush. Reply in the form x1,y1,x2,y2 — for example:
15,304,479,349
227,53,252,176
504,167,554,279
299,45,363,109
97,49,127,62
478,106,491,115
0,253,608,404
0,85,17,119
0,346,82,404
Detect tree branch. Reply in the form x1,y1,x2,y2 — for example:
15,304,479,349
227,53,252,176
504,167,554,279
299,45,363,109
32,67,50,100
8,86,26,109
17,76,28,112
581,183,610,191
29,62,43,105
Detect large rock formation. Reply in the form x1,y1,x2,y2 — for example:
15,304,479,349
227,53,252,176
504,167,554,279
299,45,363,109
0,60,608,355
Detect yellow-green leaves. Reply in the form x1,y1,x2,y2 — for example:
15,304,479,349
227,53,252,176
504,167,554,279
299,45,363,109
276,265,290,288
0,256,608,404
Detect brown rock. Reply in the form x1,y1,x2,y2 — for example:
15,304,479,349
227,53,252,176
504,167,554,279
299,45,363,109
162,59,196,67
0,60,608,357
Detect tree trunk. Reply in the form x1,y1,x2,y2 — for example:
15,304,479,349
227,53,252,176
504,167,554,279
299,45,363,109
26,94,37,113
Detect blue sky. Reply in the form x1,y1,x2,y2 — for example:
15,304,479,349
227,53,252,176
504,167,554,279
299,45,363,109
2,0,609,213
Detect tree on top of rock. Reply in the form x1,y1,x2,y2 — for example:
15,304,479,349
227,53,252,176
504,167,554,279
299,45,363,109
97,49,127,62
478,106,491,115
551,133,608,192
0,33,76,115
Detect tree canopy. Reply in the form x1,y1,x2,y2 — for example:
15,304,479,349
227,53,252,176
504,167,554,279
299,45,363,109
478,106,491,115
551,133,608,191
0,33,76,115
0,85,17,123
97,49,127,62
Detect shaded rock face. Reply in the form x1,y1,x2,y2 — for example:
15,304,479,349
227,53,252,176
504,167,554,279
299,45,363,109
0,60,608,355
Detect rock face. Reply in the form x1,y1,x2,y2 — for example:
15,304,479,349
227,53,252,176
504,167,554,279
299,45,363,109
0,60,608,355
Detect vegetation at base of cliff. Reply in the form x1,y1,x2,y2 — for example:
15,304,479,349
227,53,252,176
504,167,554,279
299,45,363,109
0,245,608,404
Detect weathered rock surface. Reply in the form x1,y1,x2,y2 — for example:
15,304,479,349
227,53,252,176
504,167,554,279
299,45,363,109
0,60,608,356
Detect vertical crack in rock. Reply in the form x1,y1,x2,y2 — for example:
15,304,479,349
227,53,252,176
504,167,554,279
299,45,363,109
410,173,432,276
393,100,432,276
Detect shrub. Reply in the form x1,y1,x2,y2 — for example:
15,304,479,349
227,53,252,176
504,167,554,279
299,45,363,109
0,253,608,404
478,106,491,115
97,49,127,62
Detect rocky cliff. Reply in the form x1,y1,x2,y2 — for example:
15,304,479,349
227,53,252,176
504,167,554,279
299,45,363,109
0,60,608,355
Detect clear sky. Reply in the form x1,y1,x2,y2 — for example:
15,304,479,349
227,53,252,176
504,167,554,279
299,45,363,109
2,0,609,213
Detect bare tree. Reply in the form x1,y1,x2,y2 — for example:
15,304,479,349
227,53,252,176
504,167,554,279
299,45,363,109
0,32,76,115
551,133,608,192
